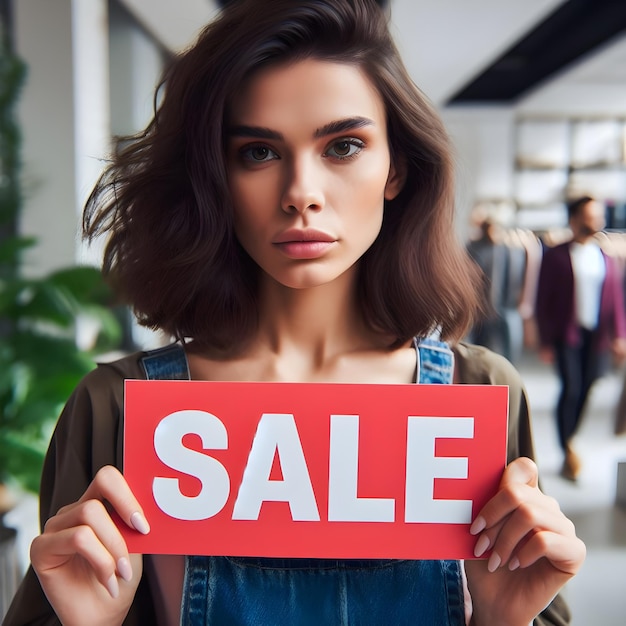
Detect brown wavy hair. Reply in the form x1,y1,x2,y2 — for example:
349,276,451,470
83,0,481,350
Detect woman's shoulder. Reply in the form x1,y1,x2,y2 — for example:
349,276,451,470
82,349,147,387
453,341,523,389
67,350,148,409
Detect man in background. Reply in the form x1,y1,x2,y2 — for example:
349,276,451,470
536,195,626,480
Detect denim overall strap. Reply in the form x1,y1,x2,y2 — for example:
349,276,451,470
141,343,190,380
414,336,454,385
142,342,465,625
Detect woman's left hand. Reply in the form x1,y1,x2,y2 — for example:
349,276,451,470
464,457,585,626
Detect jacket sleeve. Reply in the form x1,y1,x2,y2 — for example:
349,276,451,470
607,254,626,339
454,342,572,626
535,246,559,348
2,363,156,626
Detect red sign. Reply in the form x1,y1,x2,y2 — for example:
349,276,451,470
121,381,508,559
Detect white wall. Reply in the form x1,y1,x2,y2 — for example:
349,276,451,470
442,106,516,239
15,0,78,275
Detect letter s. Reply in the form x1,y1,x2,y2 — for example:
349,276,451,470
152,410,229,521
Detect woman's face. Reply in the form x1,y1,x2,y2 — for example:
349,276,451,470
226,58,403,290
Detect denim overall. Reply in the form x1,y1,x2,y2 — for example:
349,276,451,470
141,338,464,625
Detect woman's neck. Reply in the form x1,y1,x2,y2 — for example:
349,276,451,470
187,269,409,384
255,271,379,367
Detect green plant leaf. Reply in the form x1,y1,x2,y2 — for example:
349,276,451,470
80,305,124,351
0,235,36,267
48,266,113,305
11,281,79,328
10,332,96,376
0,430,47,493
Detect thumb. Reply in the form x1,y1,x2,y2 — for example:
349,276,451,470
500,456,539,490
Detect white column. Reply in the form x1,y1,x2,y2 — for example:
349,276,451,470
14,0,77,275
14,0,110,274
72,0,111,267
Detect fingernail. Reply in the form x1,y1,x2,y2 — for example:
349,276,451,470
487,552,501,573
508,556,520,571
130,511,150,535
106,573,119,599
469,516,486,535
117,557,133,582
474,534,490,558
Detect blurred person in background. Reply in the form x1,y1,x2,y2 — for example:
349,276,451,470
467,207,527,365
535,195,626,481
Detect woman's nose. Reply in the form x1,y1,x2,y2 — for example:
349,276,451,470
280,157,325,214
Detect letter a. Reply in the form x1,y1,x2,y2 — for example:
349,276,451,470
232,413,320,521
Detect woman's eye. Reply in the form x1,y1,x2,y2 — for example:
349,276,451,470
240,144,279,162
326,139,364,160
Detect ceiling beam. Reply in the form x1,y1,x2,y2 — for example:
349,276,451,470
448,0,626,103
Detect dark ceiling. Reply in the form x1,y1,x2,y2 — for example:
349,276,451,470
448,0,626,104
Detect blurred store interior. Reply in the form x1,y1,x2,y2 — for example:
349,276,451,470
2,0,626,623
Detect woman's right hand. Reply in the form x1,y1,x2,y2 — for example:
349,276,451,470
30,465,150,626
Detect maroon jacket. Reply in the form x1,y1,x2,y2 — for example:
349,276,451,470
535,241,626,352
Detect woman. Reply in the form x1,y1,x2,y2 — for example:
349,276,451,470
5,0,584,624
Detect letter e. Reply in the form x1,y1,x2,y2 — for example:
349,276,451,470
405,417,474,524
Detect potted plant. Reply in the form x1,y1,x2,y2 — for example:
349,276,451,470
0,26,122,616
0,18,121,498
0,255,122,495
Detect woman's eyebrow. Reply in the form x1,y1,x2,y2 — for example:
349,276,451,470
227,117,374,141
227,125,283,140
314,116,374,138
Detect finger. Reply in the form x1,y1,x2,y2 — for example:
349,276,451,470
499,457,538,489
471,517,504,562
79,465,150,535
484,493,574,571
31,525,124,598
470,458,542,566
470,458,539,536
510,529,586,576
43,499,135,583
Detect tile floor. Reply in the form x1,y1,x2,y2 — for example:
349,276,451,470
517,351,626,626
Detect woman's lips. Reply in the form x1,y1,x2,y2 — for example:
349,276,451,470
274,240,336,259
273,230,337,259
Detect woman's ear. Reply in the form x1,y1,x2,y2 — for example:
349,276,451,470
384,156,407,201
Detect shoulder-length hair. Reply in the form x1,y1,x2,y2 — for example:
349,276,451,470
84,0,481,351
